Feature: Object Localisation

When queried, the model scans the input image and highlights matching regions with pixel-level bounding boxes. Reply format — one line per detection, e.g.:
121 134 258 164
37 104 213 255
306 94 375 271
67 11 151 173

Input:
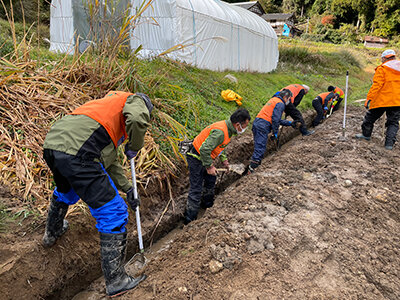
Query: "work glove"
324 106 328 111
271 132 278 140
126 187 140 211
125 143 138 160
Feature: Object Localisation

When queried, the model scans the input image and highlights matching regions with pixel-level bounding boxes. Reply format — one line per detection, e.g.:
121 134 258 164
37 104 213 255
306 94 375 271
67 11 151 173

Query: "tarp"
50 0 279 73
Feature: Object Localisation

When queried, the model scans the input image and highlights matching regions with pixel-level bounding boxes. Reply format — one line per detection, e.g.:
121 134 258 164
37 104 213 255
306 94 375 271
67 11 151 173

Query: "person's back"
366 59 400 109
42 91 153 297
356 49 400 150
312 92 337 127
249 89 293 172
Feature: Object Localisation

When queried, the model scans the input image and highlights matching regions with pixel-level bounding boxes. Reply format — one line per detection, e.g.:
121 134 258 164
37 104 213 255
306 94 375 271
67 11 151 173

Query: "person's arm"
219 151 227 163
366 66 385 108
123 95 151 151
323 94 332 108
106 159 131 193
293 90 305 107
198 129 225 167
101 143 131 192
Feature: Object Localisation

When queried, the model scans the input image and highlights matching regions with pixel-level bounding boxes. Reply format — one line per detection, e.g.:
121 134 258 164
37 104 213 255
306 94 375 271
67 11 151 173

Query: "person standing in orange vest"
327 85 344 112
248 89 293 173
184 108 251 224
356 49 400 150
311 91 338 127
274 84 314 136
42 91 153 297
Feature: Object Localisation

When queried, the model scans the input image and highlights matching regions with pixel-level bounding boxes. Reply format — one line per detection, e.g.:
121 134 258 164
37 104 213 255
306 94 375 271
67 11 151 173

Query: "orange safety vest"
193 121 231 159
256 97 284 123
282 84 304 104
317 92 331 105
70 91 133 147
334 87 344 98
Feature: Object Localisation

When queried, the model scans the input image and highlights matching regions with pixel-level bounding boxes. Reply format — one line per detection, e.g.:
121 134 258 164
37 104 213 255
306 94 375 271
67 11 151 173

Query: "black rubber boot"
184 208 198 225
100 232 147 297
42 194 69 247
200 187 214 209
248 160 260 174
355 133 371 141
302 129 315 136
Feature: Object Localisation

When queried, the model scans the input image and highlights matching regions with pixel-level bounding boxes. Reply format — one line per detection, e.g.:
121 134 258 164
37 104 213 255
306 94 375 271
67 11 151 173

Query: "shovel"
126 158 147 270
215 163 246 175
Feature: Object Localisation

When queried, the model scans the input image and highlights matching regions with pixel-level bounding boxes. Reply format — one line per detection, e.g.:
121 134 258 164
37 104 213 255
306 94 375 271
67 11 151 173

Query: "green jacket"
44 95 150 193
191 119 236 167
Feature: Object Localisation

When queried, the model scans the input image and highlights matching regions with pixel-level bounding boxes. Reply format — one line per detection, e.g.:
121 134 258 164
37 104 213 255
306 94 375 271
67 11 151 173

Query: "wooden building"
231 1 265 16
364 36 389 48
230 2 301 37
261 13 296 36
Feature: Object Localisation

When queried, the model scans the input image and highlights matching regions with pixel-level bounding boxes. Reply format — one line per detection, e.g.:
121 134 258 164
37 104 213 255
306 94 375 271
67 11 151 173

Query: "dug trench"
0 110 314 299
3 107 399 299
76 106 399 299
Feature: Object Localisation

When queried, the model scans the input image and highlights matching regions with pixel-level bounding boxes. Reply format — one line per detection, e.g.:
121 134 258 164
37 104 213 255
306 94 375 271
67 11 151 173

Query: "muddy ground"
1 106 399 299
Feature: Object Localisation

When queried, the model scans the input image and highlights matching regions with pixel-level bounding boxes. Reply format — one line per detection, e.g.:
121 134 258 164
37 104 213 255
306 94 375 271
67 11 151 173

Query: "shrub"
321 15 335 26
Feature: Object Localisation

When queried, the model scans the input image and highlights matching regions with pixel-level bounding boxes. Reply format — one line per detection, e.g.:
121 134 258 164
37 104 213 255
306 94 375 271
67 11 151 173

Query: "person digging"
311 91 338 127
42 91 152 297
327 85 345 113
274 84 315 136
355 49 400 150
248 89 294 173
184 108 251 225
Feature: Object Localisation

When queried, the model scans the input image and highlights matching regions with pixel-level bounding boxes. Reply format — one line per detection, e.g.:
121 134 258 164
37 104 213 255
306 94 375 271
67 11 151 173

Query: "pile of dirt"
115 106 399 299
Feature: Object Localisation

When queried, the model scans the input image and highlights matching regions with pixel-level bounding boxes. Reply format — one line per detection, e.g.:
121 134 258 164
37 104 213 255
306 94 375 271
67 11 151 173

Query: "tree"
373 0 400 36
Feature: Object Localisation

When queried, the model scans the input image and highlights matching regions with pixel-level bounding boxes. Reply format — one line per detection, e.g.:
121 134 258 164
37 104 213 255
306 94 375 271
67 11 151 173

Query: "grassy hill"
0 19 386 225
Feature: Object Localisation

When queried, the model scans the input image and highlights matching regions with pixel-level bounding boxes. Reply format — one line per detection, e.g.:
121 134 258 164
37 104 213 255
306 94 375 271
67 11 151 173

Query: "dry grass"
0 57 185 212
0 0 186 213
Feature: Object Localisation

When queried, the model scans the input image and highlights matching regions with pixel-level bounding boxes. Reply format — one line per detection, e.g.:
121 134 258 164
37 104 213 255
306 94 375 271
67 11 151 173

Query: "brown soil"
1 106 399 299
119 106 399 300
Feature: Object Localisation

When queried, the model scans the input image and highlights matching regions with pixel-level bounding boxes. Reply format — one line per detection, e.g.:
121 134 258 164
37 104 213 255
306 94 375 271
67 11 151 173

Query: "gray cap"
381 49 396 58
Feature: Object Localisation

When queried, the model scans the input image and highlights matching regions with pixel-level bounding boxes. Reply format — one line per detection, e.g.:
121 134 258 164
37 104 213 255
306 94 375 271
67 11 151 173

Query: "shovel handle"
130 159 144 253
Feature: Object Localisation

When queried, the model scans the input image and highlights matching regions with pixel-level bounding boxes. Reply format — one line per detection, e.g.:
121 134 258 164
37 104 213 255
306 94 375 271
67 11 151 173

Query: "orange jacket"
334 87 344 99
316 92 332 107
193 121 231 159
366 59 400 109
70 91 133 147
282 84 305 104
256 97 285 124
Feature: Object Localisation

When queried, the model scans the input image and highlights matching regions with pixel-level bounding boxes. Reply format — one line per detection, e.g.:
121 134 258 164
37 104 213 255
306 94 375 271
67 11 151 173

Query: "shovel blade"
229 163 246 175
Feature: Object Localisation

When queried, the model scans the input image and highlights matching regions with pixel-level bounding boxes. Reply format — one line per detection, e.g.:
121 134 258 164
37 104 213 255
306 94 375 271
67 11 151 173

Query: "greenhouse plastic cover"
50 0 279 73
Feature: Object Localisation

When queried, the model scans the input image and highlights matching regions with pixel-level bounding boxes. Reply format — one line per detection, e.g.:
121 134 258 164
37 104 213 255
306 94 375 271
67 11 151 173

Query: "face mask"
237 123 247 134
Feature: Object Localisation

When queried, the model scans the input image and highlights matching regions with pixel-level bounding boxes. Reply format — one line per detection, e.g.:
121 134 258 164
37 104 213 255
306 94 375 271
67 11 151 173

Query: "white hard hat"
381 49 396 58
301 84 310 92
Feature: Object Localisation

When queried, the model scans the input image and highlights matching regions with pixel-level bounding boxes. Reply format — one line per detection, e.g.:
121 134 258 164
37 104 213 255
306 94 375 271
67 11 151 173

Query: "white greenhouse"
50 0 279 73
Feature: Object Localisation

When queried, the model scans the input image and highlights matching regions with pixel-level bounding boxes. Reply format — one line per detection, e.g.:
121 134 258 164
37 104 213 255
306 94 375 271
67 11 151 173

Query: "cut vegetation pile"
0 57 184 212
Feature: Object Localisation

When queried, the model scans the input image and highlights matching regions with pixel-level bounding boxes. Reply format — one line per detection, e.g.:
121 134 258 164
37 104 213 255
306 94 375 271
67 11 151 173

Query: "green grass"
132 40 373 140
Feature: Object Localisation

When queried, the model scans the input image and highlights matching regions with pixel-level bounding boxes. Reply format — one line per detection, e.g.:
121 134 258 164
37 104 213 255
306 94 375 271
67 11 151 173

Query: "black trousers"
361 107 400 146
185 153 216 223
285 103 308 134
43 149 117 209
312 98 324 126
